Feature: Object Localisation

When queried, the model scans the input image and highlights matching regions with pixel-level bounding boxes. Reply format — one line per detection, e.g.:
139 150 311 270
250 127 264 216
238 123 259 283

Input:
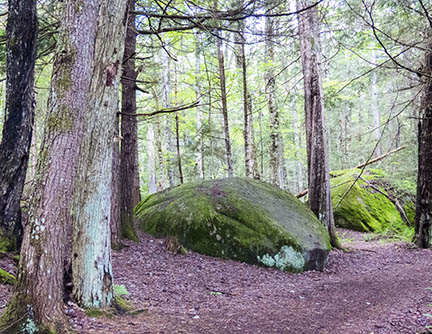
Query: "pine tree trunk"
415 42 432 249
0 0 37 251
120 0 140 240
297 0 339 248
0 0 100 331
216 31 234 177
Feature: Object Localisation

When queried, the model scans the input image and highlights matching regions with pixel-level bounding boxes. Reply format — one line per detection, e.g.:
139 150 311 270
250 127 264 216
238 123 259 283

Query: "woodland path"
0 229 431 333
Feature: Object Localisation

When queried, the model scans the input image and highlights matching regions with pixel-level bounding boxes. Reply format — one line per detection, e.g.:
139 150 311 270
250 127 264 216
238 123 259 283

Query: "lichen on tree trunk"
0 0 100 332
72 0 128 308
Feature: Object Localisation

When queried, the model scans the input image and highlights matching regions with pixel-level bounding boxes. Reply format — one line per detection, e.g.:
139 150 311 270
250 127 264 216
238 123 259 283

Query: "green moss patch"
135 177 330 272
331 169 414 236
0 268 15 285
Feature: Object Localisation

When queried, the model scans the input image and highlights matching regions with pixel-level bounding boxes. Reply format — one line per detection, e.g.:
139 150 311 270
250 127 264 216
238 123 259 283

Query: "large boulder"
135 177 330 272
331 169 414 233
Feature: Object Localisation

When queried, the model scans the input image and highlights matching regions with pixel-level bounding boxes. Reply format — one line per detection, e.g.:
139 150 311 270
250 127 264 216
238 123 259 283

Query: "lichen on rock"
135 177 330 272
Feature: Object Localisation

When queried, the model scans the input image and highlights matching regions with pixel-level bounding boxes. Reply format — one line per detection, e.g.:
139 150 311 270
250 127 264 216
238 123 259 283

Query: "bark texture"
0 0 37 251
415 42 432 248
265 6 281 187
120 0 140 240
111 114 122 249
0 1 98 331
297 0 339 247
72 0 128 308
216 32 234 177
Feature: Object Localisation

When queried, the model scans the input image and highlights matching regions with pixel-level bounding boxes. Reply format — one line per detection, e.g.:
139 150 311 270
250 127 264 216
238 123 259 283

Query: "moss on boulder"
135 177 330 272
331 169 414 234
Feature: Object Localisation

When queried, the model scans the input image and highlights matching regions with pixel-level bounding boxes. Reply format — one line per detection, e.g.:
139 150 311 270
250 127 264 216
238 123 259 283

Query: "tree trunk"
415 42 432 249
0 0 98 331
120 0 140 241
292 96 305 194
265 5 282 187
0 0 37 251
72 0 128 308
371 49 382 157
195 33 205 179
147 123 157 194
161 48 176 186
297 0 339 248
216 31 234 177
111 114 122 249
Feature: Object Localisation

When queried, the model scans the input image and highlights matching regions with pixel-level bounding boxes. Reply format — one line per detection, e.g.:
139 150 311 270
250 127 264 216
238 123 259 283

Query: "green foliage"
114 284 129 297
0 268 16 285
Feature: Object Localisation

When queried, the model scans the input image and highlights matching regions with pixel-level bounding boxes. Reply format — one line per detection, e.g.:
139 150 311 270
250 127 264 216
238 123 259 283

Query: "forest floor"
0 228 431 334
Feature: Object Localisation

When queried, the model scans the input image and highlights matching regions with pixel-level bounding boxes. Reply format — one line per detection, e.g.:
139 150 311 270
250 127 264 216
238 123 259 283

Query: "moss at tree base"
135 177 330 272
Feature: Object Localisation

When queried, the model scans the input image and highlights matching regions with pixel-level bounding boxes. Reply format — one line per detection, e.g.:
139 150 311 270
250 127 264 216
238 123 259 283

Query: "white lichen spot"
257 245 305 272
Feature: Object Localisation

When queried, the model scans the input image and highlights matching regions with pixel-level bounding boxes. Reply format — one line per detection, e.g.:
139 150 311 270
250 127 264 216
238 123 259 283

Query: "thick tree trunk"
0 0 37 251
72 0 128 307
297 0 339 248
0 0 98 331
216 31 234 177
120 0 140 241
415 42 432 249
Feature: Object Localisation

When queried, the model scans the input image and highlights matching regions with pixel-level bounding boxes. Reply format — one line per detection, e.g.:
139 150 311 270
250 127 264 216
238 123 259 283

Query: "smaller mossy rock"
135 177 330 272
331 169 413 233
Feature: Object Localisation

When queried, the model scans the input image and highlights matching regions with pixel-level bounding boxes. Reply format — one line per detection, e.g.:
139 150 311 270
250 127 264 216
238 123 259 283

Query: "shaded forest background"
0 0 421 196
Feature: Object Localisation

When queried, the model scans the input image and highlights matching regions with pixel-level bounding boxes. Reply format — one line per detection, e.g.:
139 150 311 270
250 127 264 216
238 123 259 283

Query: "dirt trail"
1 229 431 333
